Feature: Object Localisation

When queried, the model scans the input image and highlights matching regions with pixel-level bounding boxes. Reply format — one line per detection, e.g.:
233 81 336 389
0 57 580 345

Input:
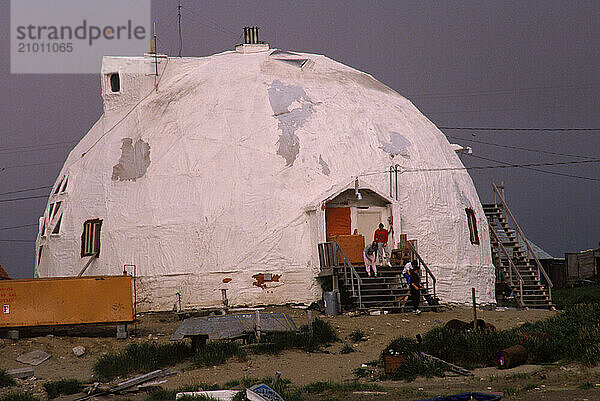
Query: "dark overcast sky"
1 1 599 278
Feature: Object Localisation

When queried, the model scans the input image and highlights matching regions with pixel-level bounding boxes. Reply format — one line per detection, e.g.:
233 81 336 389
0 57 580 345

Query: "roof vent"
235 26 269 54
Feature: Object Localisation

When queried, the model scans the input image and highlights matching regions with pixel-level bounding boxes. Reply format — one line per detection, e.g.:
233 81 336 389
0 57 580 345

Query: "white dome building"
35 41 495 311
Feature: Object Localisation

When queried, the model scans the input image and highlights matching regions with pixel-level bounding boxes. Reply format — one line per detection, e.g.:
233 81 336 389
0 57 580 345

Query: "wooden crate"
327 235 365 264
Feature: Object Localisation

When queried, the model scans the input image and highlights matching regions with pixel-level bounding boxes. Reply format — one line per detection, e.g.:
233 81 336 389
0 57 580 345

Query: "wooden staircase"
483 183 553 309
318 241 438 312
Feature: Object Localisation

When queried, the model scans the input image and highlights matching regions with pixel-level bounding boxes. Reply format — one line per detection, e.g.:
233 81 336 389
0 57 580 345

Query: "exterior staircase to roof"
317 241 438 312
483 183 553 309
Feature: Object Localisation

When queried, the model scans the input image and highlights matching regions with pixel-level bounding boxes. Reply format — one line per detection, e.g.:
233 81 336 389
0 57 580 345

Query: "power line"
0 140 77 153
0 142 74 156
466 154 600 182
0 185 52 196
358 158 600 178
0 194 48 203
0 223 38 231
0 239 35 243
408 83 600 100
439 126 600 132
179 7 239 37
2 161 63 170
445 135 597 160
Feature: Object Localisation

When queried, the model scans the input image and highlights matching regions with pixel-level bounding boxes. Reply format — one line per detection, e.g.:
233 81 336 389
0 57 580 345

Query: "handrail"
406 240 436 296
492 183 553 299
489 225 525 308
318 241 363 309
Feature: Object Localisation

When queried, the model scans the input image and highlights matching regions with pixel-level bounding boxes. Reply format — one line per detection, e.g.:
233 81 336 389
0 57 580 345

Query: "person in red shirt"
374 223 392 267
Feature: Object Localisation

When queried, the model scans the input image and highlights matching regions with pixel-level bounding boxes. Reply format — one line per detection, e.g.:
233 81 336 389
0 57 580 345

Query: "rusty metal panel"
0 276 133 328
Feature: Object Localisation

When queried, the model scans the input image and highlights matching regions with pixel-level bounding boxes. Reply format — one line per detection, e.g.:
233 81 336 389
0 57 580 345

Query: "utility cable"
445 135 597 160
0 185 52 196
466 154 600 182
0 239 35 243
357 158 600 178
0 140 77 153
0 195 48 203
439 126 600 132
408 83 600 99
0 223 38 231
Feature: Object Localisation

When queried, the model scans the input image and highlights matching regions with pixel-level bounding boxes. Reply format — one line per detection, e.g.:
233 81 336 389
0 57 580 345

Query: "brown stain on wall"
252 273 281 288
222 278 232 283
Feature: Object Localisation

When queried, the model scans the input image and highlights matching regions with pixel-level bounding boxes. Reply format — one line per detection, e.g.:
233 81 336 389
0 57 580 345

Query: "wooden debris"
7 367 34 379
421 352 473 376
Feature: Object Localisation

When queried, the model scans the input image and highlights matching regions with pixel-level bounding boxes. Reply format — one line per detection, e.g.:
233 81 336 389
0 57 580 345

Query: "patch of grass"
553 285 600 309
0 370 16 388
300 381 383 394
385 354 446 381
380 303 600 382
94 341 193 381
579 381 594 389
352 367 370 378
0 393 42 401
249 318 339 354
44 379 84 399
193 341 247 368
348 329 367 343
340 344 355 354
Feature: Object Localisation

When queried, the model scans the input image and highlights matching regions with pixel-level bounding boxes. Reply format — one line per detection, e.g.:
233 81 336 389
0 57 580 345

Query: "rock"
73 346 86 357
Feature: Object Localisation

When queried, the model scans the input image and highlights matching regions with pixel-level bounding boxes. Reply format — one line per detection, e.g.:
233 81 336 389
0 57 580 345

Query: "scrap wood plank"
74 368 175 401
421 352 473 376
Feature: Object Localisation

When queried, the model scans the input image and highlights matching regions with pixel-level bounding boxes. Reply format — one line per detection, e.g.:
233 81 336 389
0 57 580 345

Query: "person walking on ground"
409 262 424 314
374 223 393 267
363 241 378 277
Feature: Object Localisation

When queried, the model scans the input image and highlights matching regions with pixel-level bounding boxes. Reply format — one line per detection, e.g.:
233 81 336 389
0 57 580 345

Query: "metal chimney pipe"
253 26 259 43
248 27 254 44
243 27 250 44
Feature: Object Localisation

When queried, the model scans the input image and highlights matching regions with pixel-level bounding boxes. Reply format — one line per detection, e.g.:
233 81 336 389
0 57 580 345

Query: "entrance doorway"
356 210 382 242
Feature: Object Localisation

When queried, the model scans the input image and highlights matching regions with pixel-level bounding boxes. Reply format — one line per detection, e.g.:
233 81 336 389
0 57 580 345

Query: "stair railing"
318 241 363 308
406 240 436 296
489 226 525 308
492 183 553 302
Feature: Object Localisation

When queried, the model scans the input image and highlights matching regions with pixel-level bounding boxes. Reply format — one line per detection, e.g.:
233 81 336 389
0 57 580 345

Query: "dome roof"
35 46 494 311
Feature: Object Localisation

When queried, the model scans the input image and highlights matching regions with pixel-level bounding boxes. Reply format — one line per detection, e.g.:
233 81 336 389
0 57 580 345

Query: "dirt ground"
3 305 600 400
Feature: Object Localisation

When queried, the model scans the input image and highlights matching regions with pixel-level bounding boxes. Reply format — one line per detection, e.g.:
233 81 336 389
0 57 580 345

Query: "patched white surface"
35 49 494 311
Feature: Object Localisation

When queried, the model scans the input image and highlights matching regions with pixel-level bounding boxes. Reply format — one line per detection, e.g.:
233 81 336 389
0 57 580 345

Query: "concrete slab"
16 349 51 366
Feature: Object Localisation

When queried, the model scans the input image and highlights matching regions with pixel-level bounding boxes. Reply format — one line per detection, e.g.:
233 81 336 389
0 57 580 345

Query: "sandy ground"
2 305 600 400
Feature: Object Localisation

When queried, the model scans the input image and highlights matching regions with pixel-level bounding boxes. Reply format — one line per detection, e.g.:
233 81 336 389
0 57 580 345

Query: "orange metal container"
0 275 133 328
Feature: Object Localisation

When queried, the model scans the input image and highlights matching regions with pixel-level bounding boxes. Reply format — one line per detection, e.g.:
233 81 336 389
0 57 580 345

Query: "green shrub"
340 344 355 354
94 341 193 380
348 330 367 343
0 393 42 401
385 354 446 381
249 318 339 354
193 341 247 367
0 370 16 388
44 379 84 399
552 285 600 309
381 303 600 382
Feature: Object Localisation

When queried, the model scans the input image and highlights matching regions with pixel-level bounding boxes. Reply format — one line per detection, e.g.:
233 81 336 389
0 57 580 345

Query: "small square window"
466 208 479 245
81 219 102 257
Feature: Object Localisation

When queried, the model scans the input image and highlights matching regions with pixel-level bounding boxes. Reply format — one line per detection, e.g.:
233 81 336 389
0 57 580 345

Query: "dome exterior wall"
35 48 495 311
